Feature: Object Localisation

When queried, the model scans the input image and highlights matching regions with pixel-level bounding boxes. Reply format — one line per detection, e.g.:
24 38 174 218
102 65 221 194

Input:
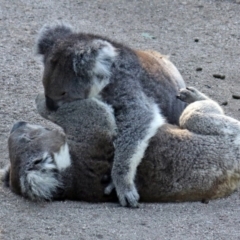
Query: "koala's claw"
104 182 115 195
186 86 196 92
105 182 140 207
116 185 140 208
119 189 139 208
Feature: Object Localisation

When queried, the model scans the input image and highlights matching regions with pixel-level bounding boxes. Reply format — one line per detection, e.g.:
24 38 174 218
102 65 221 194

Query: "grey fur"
3 88 240 204
36 23 186 207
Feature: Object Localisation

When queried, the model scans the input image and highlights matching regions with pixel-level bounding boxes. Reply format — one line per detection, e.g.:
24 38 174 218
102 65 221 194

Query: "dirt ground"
0 0 240 239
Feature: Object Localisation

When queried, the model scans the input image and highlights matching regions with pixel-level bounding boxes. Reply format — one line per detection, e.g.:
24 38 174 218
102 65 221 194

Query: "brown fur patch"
134 50 168 76
135 49 185 89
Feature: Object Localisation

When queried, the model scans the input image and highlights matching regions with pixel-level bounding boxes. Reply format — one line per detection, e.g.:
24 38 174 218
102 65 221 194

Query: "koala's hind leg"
178 87 240 136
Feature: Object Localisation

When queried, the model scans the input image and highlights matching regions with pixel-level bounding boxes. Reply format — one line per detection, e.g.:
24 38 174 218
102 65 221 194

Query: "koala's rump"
136 124 240 202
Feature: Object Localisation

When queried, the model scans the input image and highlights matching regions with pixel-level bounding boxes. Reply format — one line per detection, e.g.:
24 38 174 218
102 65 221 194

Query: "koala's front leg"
105 102 164 207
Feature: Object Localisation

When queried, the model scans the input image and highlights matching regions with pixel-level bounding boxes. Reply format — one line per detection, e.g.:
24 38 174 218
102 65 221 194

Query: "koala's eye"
60 92 67 96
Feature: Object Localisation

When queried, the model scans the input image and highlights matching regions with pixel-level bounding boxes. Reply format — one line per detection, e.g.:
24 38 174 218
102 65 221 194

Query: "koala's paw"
35 93 52 120
177 87 202 103
35 93 46 113
35 93 45 106
107 181 140 208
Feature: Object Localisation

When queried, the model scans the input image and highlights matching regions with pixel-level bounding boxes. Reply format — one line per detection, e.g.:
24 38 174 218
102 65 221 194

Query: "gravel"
1 0 240 239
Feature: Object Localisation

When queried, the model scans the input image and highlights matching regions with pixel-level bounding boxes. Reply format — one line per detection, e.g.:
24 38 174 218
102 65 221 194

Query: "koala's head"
5 121 70 201
36 23 118 110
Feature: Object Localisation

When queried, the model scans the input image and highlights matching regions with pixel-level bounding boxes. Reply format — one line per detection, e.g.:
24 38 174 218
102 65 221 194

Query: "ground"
0 0 240 239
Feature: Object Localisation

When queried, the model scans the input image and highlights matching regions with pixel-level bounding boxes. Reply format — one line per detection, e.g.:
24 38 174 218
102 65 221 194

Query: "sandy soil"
0 0 240 239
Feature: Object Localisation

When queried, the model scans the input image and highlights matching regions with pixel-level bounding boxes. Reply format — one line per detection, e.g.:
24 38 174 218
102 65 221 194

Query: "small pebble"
196 67 202 71
194 38 199 42
232 94 240 99
213 74 225 80
221 101 228 106
201 199 209 204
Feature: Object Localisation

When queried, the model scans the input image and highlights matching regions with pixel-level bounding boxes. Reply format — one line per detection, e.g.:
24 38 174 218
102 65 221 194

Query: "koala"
2 87 240 204
36 23 186 207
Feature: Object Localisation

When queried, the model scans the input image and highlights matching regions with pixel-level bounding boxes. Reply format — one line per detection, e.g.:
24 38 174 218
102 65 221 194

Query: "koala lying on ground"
36 23 186 207
2 87 240 203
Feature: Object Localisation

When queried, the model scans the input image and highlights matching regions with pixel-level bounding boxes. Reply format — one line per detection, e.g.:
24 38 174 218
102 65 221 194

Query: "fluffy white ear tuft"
86 40 118 97
73 39 118 78
92 39 118 77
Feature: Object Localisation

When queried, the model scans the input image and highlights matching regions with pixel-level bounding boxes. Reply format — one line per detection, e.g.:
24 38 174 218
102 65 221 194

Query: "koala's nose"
45 95 59 111
11 121 27 133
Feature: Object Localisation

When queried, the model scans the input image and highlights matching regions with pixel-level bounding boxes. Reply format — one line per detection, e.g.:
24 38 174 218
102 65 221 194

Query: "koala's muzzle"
11 121 27 133
45 95 59 111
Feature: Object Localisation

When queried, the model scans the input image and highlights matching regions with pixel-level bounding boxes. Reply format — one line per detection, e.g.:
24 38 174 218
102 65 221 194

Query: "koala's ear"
73 39 118 78
36 23 73 55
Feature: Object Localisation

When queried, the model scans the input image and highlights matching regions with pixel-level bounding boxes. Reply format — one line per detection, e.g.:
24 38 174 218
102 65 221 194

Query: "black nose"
11 121 27 133
45 95 59 111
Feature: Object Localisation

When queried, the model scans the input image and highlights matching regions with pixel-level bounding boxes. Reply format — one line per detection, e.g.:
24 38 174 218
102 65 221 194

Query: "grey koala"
36 23 186 207
2 87 240 204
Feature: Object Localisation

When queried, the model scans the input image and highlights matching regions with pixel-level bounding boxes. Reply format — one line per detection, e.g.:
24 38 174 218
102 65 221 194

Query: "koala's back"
96 41 186 125
136 50 186 124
